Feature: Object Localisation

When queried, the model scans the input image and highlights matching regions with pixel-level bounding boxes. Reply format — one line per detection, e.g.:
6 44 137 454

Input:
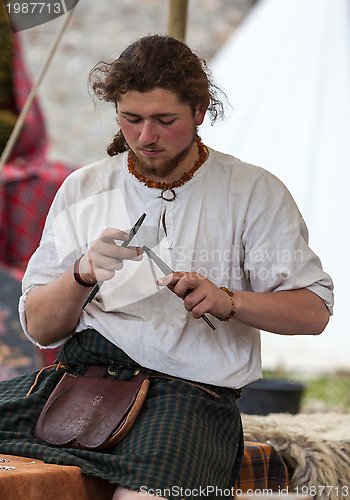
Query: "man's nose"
139 121 158 145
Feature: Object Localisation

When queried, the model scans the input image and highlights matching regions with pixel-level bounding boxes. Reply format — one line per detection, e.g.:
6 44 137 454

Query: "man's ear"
195 101 209 126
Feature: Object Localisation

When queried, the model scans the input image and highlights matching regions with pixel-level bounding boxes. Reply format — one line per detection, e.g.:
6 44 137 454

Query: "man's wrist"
73 254 97 287
220 287 236 321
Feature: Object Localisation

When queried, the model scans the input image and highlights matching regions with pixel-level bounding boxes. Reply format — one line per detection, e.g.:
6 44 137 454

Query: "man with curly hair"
0 35 333 500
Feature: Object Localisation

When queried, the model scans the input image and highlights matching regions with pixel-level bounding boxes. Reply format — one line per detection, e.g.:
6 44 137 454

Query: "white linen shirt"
19 147 334 388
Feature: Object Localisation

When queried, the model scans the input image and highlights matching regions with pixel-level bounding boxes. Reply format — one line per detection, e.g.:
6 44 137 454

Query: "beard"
129 128 198 180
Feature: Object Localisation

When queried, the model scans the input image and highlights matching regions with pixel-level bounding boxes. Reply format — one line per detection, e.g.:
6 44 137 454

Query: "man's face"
117 88 206 181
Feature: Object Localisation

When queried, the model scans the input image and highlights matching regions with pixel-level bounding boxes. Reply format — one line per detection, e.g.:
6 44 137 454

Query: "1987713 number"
6 3 63 15
295 485 349 497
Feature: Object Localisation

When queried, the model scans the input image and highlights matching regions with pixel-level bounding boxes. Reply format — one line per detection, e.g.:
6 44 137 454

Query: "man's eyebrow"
121 111 178 118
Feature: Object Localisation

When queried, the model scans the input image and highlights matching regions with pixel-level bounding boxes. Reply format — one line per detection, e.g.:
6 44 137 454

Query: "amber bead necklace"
128 137 208 201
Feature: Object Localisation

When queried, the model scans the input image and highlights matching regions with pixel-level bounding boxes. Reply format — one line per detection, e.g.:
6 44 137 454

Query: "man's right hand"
78 228 143 284
25 227 143 345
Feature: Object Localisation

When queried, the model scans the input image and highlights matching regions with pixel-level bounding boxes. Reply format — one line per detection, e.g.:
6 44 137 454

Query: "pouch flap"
35 371 148 449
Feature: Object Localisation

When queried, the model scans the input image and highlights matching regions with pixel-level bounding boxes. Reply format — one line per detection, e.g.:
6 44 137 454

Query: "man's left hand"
157 272 232 321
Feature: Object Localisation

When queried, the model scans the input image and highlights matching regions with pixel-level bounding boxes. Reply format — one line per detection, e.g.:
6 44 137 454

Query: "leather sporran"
34 365 150 450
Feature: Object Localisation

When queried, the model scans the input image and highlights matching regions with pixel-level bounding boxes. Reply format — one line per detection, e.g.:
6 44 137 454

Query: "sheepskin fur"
242 412 350 500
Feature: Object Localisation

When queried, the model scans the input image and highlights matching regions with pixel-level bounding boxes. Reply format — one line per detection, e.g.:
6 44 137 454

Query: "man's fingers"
91 246 142 272
157 274 174 287
78 228 143 284
157 271 224 320
102 245 142 261
99 228 130 244
157 272 188 296
157 272 206 299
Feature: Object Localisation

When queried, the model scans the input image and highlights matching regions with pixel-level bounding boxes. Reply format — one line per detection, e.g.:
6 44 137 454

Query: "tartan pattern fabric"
234 441 289 494
0 330 244 499
0 158 76 267
0 34 77 268
10 35 47 162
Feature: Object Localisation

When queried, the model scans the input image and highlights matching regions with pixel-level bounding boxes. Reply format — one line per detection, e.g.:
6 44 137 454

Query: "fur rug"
242 412 350 500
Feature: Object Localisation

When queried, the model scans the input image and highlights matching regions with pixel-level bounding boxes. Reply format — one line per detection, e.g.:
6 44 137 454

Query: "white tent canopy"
201 0 350 373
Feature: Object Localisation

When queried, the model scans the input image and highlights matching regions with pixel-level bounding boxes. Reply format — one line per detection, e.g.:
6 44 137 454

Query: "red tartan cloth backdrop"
0 34 77 270
0 34 78 365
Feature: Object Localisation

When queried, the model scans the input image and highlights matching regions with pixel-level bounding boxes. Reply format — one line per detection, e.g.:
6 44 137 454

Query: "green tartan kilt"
0 329 243 499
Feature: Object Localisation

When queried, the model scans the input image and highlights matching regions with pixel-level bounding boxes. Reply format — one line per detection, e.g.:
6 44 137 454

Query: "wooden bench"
0 441 288 499
0 454 115 500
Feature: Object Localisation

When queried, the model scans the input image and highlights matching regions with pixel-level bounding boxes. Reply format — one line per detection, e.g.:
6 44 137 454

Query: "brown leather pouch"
34 365 150 450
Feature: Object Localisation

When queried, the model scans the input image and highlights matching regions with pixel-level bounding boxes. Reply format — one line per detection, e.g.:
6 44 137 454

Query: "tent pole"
167 0 188 42
0 8 75 174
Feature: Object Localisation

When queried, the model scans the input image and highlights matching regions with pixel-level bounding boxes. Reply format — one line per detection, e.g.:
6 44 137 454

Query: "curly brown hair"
89 35 226 156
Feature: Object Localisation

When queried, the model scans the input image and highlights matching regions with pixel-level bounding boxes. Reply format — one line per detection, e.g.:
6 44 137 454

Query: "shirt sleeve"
19 175 82 348
241 169 334 313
